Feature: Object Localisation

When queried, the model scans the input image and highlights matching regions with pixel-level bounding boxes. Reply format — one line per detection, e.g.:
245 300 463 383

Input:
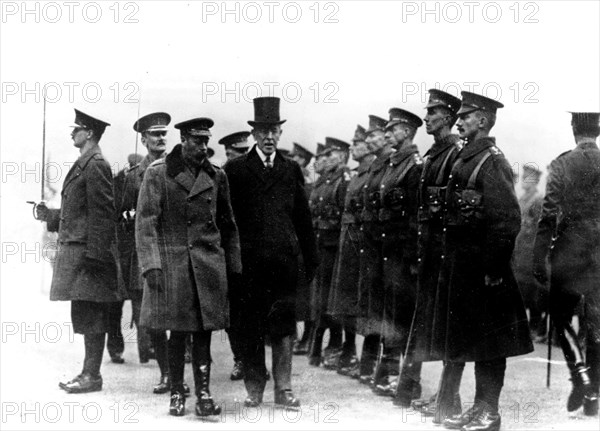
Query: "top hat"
248 97 287 127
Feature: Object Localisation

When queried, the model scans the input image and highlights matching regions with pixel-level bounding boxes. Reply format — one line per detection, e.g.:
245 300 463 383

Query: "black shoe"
323 349 342 370
374 375 398 397
432 394 462 424
169 392 186 416
62 373 102 394
443 403 483 429
359 373 374 385
59 374 83 390
460 405 501 431
583 393 599 416
154 375 170 394
567 367 593 412
411 393 437 411
110 352 125 364
337 356 359 377
244 394 263 408
274 390 300 408
230 360 244 381
195 395 221 416
139 349 152 364
308 355 322 367
393 378 421 407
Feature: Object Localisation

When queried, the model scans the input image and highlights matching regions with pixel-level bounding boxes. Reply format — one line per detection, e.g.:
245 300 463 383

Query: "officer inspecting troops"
33 109 120 393
219 131 251 162
404 90 465 423
224 97 318 409
533 112 600 417
135 117 242 417
119 112 184 394
328 124 374 377
373 107 424 402
438 92 532 431
308 137 351 369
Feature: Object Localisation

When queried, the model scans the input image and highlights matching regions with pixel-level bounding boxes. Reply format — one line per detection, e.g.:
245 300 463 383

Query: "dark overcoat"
224 146 318 337
46 146 119 302
533 141 600 340
377 144 422 346
424 137 532 362
328 158 374 320
408 135 461 360
309 165 350 325
135 145 241 331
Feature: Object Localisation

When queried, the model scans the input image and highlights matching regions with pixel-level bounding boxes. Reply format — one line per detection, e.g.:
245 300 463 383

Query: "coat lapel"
263 151 287 192
189 163 214 198
245 147 268 184
63 146 100 190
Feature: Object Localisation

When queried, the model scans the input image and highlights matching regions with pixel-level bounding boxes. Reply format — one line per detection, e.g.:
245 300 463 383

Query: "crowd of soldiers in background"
34 90 600 429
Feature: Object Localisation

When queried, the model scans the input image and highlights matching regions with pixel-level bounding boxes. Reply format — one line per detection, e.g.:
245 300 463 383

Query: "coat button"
187 197 191 202
381 233 386 238
207 220 213 226
187 220 192 226
384 257 388 261
207 197 212 203
189 244 193 249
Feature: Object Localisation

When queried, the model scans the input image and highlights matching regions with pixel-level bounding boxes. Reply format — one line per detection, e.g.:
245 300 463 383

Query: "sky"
1 0 599 288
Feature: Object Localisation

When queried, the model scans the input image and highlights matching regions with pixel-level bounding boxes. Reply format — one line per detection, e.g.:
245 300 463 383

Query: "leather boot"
194 364 221 416
63 333 104 394
358 335 379 384
583 342 599 416
323 324 343 356
272 335 300 408
461 401 501 431
432 362 464 424
308 327 325 366
442 402 483 429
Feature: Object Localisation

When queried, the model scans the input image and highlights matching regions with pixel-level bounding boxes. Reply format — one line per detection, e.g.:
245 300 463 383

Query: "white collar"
257 147 275 166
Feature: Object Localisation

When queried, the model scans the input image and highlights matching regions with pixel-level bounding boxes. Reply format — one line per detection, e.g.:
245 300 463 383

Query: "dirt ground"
2 290 599 431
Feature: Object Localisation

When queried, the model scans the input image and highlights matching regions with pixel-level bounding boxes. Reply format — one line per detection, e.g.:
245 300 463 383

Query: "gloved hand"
144 268 163 291
35 202 49 221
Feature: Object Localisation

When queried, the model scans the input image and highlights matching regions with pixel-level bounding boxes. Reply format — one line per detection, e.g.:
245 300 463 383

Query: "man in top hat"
33 109 120 393
119 112 189 394
224 97 318 408
438 92 532 431
403 89 464 422
328 124 375 377
136 117 241 417
534 112 600 417
307 137 351 368
366 108 423 401
513 164 547 342
219 131 251 162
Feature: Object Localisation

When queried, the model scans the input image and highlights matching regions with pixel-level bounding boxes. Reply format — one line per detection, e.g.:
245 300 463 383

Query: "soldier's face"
350 140 369 161
314 155 326 174
365 130 385 153
456 112 482 140
182 134 209 161
142 131 167 154
424 107 450 135
71 127 90 148
253 125 282 156
384 128 399 147
225 147 246 161
292 154 307 167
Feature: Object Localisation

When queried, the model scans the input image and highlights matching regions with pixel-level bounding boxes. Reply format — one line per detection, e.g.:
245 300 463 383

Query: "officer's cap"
352 125 367 142
70 109 110 134
457 91 504 115
386 107 423 130
426 89 462 114
133 112 171 133
291 142 315 161
365 115 387 135
218 131 251 149
174 117 214 137
323 137 350 155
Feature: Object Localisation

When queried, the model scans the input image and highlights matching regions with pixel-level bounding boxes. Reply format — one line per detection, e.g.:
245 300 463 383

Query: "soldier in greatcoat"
308 137 351 368
328 125 374 377
438 92 532 431
34 109 120 393
136 117 242 417
533 112 600 417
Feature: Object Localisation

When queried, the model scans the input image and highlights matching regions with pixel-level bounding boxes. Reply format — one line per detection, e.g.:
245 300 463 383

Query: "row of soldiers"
31 92 600 429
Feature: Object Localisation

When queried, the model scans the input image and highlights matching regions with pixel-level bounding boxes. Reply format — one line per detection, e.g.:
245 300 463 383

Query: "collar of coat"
356 155 375 176
425 134 461 160
389 144 419 166
458 136 497 161
166 144 216 179
323 165 348 182
75 145 104 169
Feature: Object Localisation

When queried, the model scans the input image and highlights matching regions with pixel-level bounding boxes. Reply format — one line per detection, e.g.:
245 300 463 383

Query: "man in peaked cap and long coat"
403 90 465 422
219 131 252 162
308 137 351 369
438 92 532 431
34 109 120 393
328 125 375 377
136 117 241 417
224 97 318 409
119 112 191 395
534 112 600 417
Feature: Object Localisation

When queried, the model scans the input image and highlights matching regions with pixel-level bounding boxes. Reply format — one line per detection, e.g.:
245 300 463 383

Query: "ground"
1 287 599 431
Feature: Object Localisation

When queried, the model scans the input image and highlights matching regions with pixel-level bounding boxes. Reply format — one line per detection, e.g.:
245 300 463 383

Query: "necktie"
265 155 273 170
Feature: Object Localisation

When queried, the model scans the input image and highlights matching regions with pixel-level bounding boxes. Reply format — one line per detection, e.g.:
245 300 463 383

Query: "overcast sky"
1 0 599 285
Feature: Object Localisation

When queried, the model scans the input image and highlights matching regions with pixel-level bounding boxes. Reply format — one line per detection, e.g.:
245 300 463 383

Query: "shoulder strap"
467 151 492 189
434 146 458 185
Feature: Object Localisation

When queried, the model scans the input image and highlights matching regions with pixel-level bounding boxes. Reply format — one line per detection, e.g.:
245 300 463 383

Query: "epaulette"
91 153 105 161
489 146 503 157
456 140 464 151
413 153 423 165
343 171 352 181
